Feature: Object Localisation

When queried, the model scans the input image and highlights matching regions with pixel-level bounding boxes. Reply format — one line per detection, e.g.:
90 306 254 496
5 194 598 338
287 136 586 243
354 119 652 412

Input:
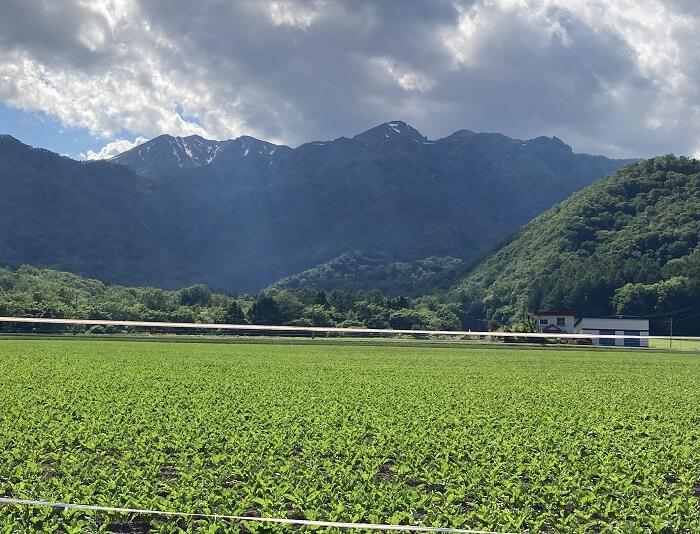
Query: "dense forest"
458 156 700 334
271 251 469 296
0 265 465 334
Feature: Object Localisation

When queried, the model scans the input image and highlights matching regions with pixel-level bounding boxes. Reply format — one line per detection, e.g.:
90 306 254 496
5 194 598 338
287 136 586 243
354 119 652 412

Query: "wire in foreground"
0 497 511 534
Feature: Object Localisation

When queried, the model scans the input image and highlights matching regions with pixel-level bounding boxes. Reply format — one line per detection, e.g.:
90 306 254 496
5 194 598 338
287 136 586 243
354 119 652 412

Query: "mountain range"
0 123 634 292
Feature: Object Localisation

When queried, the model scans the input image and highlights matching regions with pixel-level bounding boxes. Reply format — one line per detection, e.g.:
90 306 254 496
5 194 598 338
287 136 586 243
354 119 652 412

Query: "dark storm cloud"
0 0 698 158
0 0 113 68
133 0 464 142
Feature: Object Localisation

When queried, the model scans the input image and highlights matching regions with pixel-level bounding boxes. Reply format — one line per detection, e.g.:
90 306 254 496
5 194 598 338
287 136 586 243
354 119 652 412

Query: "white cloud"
373 57 433 92
81 136 149 160
441 3 484 67
267 0 326 29
0 0 252 142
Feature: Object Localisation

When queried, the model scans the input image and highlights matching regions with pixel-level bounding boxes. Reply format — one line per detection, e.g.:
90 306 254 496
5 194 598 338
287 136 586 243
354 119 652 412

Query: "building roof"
535 310 576 316
576 317 650 330
542 324 565 333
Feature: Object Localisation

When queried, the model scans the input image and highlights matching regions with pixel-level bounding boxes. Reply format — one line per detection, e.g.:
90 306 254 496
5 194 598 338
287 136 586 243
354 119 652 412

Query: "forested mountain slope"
457 155 700 333
0 135 191 287
271 251 469 296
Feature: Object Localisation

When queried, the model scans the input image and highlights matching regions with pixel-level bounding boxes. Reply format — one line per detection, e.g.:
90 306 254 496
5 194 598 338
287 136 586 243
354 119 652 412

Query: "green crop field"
1 340 699 533
650 338 700 351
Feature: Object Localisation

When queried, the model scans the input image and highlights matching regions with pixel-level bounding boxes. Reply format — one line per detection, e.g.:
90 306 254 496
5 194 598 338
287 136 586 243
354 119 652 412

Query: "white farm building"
534 311 576 333
534 310 650 347
574 317 650 347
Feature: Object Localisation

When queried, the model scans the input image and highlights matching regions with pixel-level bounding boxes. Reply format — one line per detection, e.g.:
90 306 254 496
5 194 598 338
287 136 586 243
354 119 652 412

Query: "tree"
178 284 212 307
273 290 305 324
448 283 486 330
304 304 334 327
337 310 364 328
388 296 410 310
427 305 461 331
247 294 282 325
353 301 389 329
511 300 536 332
613 277 699 317
612 283 657 316
389 308 428 330
366 289 385 306
139 288 171 311
224 300 246 324
328 290 354 312
313 290 328 306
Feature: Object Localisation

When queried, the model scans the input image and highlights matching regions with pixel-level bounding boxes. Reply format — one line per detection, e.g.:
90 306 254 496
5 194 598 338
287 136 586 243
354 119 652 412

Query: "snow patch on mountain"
353 121 428 144
110 133 289 176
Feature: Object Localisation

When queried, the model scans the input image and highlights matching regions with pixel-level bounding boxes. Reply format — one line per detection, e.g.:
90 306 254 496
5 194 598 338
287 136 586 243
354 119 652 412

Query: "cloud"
267 0 327 29
81 136 149 160
372 57 433 92
0 0 699 157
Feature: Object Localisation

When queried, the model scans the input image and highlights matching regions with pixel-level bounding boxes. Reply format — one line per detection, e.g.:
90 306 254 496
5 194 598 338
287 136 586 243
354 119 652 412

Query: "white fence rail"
0 316 696 343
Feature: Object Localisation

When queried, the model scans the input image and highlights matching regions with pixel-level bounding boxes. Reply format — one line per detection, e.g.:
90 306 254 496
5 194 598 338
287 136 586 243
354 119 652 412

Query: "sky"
0 0 699 160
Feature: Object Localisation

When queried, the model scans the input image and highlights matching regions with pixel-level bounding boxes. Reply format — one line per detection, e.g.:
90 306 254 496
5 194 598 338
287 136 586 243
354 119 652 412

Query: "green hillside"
271 251 469 296
0 136 189 288
457 155 700 333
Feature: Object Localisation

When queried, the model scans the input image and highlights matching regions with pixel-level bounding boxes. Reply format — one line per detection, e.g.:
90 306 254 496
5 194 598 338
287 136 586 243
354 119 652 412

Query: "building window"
539 318 548 325
557 317 566 327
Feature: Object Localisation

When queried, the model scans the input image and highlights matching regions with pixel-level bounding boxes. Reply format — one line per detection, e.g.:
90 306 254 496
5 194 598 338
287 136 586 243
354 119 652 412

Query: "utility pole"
669 317 673 350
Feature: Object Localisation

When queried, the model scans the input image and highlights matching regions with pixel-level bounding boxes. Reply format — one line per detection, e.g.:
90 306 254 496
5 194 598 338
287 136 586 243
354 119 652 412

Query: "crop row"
0 340 699 532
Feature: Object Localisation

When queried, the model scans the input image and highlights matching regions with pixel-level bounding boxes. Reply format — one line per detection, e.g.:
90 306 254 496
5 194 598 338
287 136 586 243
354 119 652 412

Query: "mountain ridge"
0 123 635 291
109 133 291 177
109 122 631 179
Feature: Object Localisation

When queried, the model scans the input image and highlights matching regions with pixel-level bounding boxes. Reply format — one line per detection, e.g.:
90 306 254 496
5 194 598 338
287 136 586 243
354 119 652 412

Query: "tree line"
0 265 470 334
